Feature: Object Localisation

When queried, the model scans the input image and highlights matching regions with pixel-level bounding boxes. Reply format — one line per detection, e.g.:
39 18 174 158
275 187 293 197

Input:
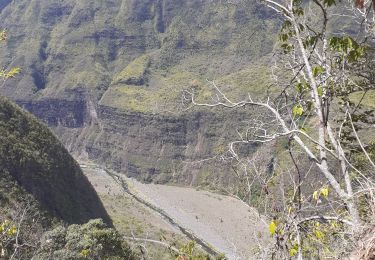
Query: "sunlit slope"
0 0 278 105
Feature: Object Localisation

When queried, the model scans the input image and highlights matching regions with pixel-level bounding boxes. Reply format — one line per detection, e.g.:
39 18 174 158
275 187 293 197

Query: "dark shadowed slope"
0 95 112 225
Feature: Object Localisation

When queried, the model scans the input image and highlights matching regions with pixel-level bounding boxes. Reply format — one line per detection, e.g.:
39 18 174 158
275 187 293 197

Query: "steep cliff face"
17 98 86 127
0 0 278 185
43 102 259 187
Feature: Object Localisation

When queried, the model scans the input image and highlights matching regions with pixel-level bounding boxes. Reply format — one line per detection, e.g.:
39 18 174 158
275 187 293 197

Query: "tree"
33 219 138 260
0 29 20 81
0 28 33 260
185 0 375 258
0 196 46 260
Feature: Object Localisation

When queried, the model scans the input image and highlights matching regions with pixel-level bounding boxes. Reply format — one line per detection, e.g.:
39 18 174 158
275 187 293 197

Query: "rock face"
0 0 278 185
36 99 257 185
17 98 86 128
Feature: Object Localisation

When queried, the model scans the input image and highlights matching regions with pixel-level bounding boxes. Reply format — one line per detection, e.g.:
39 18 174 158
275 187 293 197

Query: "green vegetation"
2 1 374 258
175 241 219 260
218 0 375 258
0 173 52 259
0 0 279 103
34 219 138 260
0 95 129 258
1 27 130 260
100 84 159 113
113 54 150 85
0 93 142 259
101 64 274 113
0 95 111 225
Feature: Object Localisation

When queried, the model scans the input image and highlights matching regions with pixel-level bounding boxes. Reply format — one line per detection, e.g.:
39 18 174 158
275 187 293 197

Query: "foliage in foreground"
34 219 138 260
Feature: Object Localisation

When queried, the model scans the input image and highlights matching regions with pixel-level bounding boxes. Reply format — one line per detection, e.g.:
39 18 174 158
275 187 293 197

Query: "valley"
1 0 374 259
82 162 270 259
0 0 277 189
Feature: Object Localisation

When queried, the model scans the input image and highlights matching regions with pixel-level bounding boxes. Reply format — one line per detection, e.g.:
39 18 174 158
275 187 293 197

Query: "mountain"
0 95 111 225
0 0 279 185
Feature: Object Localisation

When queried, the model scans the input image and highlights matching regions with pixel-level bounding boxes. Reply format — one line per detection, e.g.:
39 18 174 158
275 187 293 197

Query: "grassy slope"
0 95 111 225
0 0 282 190
0 0 279 107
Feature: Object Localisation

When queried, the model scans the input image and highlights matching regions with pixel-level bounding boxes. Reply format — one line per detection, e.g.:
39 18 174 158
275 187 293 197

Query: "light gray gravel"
128 179 271 259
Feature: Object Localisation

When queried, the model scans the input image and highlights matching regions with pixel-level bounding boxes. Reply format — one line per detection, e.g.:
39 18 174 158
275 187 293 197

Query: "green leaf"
293 7 304 16
317 86 324 97
320 187 329 197
80 249 90 258
279 33 289 42
323 0 336 6
313 190 319 200
269 221 277 236
290 243 299 257
329 36 365 62
295 83 303 93
280 43 293 53
292 104 304 117
314 230 324 240
6 67 21 78
290 248 298 257
312 66 325 77
7 225 17 236
281 21 292 31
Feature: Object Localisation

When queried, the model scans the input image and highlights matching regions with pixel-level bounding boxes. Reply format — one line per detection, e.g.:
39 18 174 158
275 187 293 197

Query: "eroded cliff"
0 0 278 186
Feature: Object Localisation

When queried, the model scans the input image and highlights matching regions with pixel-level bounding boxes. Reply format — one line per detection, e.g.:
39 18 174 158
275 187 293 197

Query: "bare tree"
184 0 375 258
0 201 45 260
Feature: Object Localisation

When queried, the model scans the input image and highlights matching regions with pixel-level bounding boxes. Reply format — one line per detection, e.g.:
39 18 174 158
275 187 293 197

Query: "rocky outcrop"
16 95 259 187
17 99 87 128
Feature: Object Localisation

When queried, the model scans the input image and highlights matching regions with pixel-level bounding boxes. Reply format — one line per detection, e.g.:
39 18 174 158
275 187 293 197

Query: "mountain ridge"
0 0 279 186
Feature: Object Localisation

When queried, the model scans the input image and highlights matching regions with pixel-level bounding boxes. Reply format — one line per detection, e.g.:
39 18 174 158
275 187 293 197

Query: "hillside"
0 95 111 225
0 0 279 186
0 0 277 101
1 1 374 259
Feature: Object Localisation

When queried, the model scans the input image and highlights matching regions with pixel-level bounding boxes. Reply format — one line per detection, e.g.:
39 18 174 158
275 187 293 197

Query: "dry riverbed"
82 163 270 259
82 164 185 260
129 180 270 259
